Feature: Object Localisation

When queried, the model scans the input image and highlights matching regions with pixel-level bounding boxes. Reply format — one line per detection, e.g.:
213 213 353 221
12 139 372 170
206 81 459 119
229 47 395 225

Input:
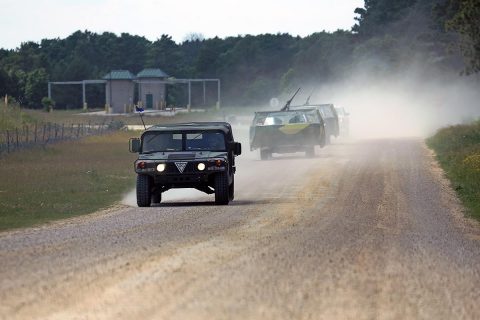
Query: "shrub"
41 97 55 112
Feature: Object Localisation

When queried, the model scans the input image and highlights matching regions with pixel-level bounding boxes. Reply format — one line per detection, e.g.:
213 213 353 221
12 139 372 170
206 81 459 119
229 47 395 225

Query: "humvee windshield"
142 131 226 153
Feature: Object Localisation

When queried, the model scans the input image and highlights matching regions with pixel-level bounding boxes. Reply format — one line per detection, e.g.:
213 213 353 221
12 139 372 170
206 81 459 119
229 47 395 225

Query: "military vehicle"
290 103 339 144
249 89 326 160
129 122 242 207
249 109 326 159
335 106 350 136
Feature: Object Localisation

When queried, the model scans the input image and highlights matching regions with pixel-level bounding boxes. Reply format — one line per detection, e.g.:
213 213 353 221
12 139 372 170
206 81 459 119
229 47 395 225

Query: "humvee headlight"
197 163 206 171
156 163 166 172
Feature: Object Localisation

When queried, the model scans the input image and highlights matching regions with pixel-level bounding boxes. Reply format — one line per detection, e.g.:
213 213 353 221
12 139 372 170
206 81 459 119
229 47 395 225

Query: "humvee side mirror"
129 138 141 153
232 142 242 156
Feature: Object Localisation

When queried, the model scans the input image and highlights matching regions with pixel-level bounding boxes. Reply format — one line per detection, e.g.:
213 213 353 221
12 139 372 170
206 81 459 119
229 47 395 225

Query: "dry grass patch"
0 130 138 231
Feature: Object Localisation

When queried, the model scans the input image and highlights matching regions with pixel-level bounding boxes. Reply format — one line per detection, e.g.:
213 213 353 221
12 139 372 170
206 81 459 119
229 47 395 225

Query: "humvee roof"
145 122 232 134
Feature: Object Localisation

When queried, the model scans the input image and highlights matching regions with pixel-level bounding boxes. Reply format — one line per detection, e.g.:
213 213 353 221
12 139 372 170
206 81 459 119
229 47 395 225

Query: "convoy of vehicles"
129 122 242 207
129 92 348 205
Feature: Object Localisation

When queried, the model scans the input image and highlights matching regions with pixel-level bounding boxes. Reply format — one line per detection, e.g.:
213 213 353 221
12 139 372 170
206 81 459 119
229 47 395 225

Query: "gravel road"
1 136 480 319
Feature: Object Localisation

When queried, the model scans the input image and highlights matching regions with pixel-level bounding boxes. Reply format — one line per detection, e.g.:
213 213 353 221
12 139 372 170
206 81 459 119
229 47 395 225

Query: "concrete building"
104 70 135 113
136 68 169 110
49 67 220 114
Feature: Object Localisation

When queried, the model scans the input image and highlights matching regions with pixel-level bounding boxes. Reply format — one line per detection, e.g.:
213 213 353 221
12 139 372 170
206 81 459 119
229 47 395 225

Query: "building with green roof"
48 67 221 113
137 68 168 110
103 70 135 113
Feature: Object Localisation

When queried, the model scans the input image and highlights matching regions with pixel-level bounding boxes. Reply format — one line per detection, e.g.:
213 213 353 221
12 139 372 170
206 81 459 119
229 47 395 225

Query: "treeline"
0 0 478 108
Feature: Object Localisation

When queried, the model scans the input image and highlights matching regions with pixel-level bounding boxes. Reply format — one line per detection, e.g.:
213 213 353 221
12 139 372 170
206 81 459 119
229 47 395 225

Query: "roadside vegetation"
22 107 230 126
0 101 36 130
427 120 480 220
0 130 138 231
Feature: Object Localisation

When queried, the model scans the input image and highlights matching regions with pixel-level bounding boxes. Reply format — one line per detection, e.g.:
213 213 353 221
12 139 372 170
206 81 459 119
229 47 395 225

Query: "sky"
0 0 364 49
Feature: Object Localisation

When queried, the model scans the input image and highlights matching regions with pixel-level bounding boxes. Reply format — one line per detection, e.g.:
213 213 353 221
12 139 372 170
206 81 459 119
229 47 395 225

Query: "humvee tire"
137 174 152 207
151 192 162 204
215 172 230 205
305 145 315 158
229 175 235 201
260 149 270 160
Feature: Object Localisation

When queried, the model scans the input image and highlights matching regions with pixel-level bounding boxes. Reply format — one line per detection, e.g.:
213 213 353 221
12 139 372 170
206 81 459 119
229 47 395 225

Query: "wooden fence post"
15 128 19 149
34 123 37 143
6 130 10 153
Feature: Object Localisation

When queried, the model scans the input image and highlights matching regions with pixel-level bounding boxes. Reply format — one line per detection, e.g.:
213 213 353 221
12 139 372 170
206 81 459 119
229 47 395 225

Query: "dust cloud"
122 188 210 206
121 69 480 205
305 72 480 139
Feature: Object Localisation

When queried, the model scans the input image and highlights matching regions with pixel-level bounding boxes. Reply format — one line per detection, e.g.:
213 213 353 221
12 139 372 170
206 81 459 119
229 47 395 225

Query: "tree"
446 0 480 73
352 0 418 37
146 35 181 75
24 68 49 108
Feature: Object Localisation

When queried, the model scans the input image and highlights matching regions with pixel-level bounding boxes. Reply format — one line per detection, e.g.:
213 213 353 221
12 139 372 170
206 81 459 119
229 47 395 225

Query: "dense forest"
0 0 478 109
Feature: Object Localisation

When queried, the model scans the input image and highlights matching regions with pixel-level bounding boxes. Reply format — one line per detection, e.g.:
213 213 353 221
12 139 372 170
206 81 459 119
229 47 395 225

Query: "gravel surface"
1 137 479 319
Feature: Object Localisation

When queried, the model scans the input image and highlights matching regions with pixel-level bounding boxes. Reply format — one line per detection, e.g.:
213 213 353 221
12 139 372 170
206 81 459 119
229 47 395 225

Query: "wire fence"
0 121 123 156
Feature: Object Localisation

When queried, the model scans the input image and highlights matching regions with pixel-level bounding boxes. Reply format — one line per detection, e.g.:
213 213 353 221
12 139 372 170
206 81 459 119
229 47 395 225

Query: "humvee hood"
138 151 228 161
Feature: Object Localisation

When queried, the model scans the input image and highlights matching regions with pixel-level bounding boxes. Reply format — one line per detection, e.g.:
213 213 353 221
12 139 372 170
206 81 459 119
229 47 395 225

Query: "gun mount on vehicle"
129 122 242 207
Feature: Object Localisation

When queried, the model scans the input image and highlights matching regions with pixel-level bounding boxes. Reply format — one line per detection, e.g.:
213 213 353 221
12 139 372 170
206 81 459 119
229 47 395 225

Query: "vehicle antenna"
135 105 147 130
304 89 315 105
280 88 301 111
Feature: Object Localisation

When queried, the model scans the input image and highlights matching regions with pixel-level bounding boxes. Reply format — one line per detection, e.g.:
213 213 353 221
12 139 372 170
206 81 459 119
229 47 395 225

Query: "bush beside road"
427 120 480 220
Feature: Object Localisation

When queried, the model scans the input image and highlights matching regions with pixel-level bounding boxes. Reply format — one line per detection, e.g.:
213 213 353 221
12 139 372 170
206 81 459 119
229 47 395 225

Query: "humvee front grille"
168 153 196 160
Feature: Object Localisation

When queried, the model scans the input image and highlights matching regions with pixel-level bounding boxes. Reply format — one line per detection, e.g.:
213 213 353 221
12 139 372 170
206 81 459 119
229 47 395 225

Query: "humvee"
249 109 326 160
290 104 339 144
335 106 350 136
129 122 242 207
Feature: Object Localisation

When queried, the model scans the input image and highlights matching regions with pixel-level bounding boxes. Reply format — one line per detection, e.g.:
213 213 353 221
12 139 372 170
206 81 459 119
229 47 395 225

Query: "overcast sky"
0 0 364 49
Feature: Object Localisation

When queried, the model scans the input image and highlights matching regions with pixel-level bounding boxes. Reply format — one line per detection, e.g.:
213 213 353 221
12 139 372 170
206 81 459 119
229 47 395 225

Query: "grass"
0 130 138 231
23 107 228 126
0 102 37 130
427 120 480 220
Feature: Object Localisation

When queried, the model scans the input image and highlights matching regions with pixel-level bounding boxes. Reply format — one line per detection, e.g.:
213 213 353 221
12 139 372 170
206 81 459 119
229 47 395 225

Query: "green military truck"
290 103 340 144
129 122 242 207
249 109 326 160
